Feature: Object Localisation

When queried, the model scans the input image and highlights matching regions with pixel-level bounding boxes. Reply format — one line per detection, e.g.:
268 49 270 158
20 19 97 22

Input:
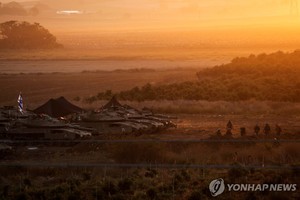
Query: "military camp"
0 95 177 140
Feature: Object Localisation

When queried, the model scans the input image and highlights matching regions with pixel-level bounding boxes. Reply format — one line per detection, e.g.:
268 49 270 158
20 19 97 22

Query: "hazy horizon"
0 0 299 31
1 0 300 64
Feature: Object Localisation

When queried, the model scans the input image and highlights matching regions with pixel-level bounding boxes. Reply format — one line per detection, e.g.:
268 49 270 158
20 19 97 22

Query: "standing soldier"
254 124 260 136
275 124 282 136
240 127 246 137
226 120 233 135
264 123 271 135
227 120 233 130
216 129 222 136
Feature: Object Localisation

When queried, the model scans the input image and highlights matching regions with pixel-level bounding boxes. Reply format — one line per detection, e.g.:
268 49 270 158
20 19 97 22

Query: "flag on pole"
17 92 23 113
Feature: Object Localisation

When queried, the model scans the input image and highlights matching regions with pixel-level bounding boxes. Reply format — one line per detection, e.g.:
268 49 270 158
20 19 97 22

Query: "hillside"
87 50 300 102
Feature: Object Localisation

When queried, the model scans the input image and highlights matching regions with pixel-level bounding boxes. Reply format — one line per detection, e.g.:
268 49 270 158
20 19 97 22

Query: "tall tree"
0 21 63 49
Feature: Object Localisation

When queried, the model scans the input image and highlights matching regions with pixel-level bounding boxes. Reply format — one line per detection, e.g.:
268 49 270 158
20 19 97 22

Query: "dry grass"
109 142 300 167
0 42 254 62
80 99 300 116
2 128 300 199
2 65 300 116
0 69 198 107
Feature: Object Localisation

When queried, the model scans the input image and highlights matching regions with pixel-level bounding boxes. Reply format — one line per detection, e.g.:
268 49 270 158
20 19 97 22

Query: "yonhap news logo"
209 178 225 197
209 178 297 197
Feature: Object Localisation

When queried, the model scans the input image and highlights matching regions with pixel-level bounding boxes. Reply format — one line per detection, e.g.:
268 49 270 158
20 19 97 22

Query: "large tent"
33 97 83 118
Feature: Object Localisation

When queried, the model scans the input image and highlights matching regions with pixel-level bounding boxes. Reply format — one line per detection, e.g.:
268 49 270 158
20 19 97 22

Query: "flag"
17 92 23 113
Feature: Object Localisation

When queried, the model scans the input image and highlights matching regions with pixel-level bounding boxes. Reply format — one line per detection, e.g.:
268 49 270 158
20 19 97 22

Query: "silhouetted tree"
0 21 63 49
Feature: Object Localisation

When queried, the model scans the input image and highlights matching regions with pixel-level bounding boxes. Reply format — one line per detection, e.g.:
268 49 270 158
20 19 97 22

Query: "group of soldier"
216 120 282 137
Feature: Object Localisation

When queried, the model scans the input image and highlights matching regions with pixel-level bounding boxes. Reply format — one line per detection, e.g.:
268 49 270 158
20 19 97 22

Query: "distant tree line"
0 21 63 49
85 51 300 103
0 1 40 16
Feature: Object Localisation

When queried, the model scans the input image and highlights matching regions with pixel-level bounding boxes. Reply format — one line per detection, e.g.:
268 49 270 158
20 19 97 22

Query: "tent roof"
102 96 123 109
33 96 83 118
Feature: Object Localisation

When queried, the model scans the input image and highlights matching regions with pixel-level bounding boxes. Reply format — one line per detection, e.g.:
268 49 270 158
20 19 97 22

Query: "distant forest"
86 50 300 102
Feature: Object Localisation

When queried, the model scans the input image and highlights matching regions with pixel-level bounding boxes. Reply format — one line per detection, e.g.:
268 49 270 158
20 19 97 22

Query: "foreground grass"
1 140 300 199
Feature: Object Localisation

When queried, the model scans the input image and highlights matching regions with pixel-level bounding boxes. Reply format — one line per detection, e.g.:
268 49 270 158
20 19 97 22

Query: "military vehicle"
1 95 176 138
0 106 92 140
73 96 176 135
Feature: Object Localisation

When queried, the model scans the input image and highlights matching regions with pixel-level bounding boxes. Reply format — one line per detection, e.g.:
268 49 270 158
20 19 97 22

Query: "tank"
0 107 92 140
73 96 177 134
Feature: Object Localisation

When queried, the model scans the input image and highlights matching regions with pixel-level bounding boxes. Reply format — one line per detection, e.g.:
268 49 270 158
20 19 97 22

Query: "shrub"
85 51 300 103
102 180 117 196
118 178 133 191
228 164 249 181
146 188 157 200
188 191 206 200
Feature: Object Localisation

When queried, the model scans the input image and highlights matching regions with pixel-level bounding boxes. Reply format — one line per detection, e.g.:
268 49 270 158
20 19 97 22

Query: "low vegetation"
1 141 300 199
85 51 300 102
80 99 300 115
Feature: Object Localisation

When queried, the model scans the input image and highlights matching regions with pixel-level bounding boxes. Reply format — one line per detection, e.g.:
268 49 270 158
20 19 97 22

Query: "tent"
33 96 83 118
102 96 123 109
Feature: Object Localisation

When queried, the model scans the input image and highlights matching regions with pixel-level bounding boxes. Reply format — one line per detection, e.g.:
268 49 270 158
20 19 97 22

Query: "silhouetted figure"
226 120 233 135
232 152 238 162
240 127 246 136
227 120 233 130
254 124 260 136
264 123 271 135
275 124 282 136
216 129 222 136
226 129 232 136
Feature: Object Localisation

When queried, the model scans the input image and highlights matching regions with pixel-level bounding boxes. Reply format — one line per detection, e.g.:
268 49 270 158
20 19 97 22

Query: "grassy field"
1 130 300 199
1 57 300 199
2 113 300 200
3 68 300 116
0 68 198 107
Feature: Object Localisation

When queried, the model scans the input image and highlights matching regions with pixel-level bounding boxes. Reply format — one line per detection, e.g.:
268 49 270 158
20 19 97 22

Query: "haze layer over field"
1 0 300 53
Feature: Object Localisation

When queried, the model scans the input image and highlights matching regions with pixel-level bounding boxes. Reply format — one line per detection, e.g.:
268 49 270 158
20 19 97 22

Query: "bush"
49 185 66 199
118 178 133 191
228 164 249 181
146 188 157 200
15 192 29 200
188 191 207 200
145 169 158 178
245 192 257 200
68 190 82 200
82 172 91 181
23 178 31 187
112 144 164 163
86 51 300 102
102 180 117 196
111 193 127 200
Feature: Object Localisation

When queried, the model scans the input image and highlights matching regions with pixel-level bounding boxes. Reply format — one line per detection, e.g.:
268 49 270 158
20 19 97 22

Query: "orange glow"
1 0 300 53
0 0 299 30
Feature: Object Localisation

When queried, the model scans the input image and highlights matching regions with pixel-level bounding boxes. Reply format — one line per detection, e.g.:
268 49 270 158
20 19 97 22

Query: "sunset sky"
1 0 300 53
1 0 299 31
